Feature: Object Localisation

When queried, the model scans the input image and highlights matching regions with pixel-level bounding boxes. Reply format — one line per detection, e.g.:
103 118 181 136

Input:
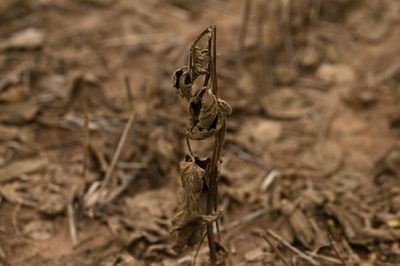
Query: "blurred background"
1 0 400 265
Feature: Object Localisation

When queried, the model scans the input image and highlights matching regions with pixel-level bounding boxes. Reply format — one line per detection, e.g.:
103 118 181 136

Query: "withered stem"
211 25 218 98
82 113 89 177
205 24 225 266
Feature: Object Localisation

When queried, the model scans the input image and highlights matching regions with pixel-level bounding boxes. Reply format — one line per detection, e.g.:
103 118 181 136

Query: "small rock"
273 65 298 85
298 45 321 68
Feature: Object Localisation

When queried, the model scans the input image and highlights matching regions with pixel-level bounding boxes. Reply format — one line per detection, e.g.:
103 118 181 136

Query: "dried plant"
170 25 231 265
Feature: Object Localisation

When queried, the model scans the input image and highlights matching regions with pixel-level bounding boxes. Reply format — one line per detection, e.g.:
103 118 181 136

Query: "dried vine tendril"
170 25 231 265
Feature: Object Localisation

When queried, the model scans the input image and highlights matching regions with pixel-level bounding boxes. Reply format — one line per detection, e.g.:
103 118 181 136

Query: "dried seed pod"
218 99 232 117
180 159 204 212
171 66 195 100
191 45 210 75
171 210 221 253
171 155 212 253
188 87 218 140
188 88 232 140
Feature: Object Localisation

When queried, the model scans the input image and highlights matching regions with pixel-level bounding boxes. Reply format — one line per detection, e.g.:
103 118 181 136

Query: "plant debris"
0 1 400 265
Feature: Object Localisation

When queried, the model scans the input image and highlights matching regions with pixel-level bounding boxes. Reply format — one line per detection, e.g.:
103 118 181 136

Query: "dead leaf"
0 83 28 102
316 63 355 85
0 125 33 142
0 28 44 51
171 210 220 253
281 200 315 248
244 248 265 262
0 102 39 123
22 220 53 241
0 183 30 205
172 66 194 100
0 157 47 183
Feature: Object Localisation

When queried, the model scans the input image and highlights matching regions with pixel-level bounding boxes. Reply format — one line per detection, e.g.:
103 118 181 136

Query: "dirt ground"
1 0 400 265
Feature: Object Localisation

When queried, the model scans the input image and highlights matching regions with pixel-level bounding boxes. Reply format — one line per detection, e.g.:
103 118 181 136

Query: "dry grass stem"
266 229 320 266
68 193 78 246
261 234 291 266
102 112 135 188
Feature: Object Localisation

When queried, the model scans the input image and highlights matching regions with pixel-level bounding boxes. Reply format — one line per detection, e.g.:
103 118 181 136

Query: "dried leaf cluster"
170 25 231 263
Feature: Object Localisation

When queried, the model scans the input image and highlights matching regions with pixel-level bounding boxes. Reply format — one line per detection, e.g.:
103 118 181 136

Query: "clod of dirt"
297 45 322 69
299 141 342 176
273 65 298 85
261 88 312 118
316 63 355 85
239 118 282 147
348 5 392 43
38 193 65 216
345 87 378 108
244 248 265 262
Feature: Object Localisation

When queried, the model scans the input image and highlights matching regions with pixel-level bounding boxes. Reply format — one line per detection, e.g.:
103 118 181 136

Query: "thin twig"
261 234 291 266
186 136 195 158
11 203 22 237
100 173 138 205
238 0 252 53
124 76 134 109
68 189 78 246
82 113 90 177
266 229 320 266
261 170 280 192
219 209 268 233
317 104 338 144
306 252 343 266
371 60 400 86
211 25 218 98
192 232 207 266
328 233 347 266
178 246 209 265
102 112 135 188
